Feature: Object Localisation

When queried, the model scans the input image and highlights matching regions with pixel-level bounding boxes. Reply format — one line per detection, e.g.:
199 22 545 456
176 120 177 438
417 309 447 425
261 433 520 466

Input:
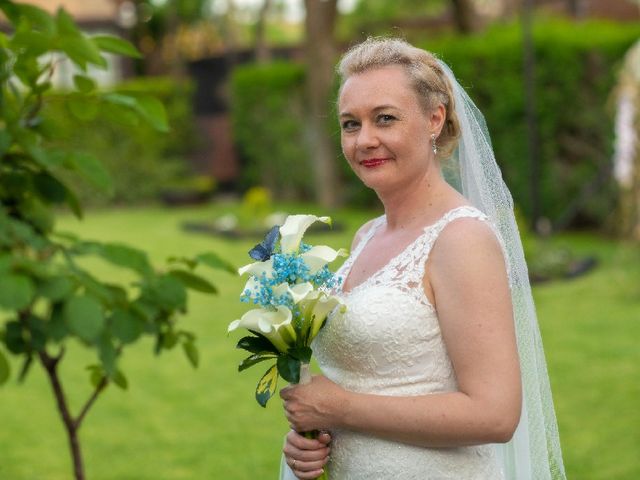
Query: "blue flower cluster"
240 242 341 314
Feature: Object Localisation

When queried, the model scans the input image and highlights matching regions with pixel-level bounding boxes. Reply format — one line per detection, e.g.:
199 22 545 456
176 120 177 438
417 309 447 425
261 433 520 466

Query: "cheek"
340 135 355 162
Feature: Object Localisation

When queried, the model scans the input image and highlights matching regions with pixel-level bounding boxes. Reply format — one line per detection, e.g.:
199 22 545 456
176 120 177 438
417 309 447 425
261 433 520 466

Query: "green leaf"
103 93 169 132
0 129 12 157
195 252 236 274
38 276 75 301
238 352 276 372
25 315 46 351
18 4 55 34
169 269 217 294
73 74 96 93
109 309 142 344
55 9 106 70
10 31 50 56
149 275 187 311
111 369 128 390
236 334 280 355
0 349 10 385
68 94 99 121
66 152 112 193
288 346 312 364
255 363 278 408
47 303 68 342
92 35 142 58
33 171 68 204
64 187 83 219
64 295 105 342
0 273 35 310
97 243 153 277
4 321 26 354
86 364 104 388
133 95 168 132
182 340 199 368
98 337 117 376
277 354 300 384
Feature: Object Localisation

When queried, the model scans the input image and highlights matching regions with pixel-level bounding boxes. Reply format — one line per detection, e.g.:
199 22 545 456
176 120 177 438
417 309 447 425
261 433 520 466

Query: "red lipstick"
360 158 388 168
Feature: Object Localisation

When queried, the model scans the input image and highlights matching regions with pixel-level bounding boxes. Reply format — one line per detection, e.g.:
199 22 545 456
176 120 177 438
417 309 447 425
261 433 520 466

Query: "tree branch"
75 376 108 428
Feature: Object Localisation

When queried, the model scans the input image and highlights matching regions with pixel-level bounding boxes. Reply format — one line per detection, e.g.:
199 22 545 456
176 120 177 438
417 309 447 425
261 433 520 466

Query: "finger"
286 430 327 450
293 467 326 480
283 444 330 463
317 432 332 445
292 457 328 473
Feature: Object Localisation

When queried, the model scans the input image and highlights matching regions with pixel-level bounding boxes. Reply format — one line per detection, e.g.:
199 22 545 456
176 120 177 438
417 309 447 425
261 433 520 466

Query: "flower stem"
299 363 329 479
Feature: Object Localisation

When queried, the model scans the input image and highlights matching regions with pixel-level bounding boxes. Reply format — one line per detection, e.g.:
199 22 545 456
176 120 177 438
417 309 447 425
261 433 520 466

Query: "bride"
279 38 565 480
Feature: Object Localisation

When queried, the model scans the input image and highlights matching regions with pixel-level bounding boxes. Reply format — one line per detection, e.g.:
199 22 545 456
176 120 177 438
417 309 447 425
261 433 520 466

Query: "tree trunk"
254 0 273 63
450 0 479 33
304 0 340 208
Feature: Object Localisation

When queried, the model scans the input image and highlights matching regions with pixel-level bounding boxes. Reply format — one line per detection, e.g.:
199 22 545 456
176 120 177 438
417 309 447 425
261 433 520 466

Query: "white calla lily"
273 281 314 303
279 214 331 253
228 305 295 353
298 290 346 340
238 257 273 277
301 245 348 274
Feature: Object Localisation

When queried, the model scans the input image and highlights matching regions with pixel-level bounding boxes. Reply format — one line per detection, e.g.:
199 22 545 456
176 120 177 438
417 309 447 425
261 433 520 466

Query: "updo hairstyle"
337 38 461 160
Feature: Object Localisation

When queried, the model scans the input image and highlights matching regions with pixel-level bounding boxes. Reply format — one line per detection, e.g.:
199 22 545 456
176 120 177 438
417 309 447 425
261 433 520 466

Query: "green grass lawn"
0 202 638 479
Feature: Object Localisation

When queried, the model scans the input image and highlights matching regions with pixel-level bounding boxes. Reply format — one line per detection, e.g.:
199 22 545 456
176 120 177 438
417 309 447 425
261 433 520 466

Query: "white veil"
439 60 566 480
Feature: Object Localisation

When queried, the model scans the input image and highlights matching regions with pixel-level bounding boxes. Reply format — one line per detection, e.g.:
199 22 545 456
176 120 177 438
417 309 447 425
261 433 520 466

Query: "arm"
282 218 521 447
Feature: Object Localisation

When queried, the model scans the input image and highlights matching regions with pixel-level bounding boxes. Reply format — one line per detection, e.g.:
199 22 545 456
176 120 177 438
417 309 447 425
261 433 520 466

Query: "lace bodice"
310 205 505 479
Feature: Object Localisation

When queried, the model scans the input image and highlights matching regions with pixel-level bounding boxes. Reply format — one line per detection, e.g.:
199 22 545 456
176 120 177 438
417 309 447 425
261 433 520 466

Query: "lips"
360 158 389 168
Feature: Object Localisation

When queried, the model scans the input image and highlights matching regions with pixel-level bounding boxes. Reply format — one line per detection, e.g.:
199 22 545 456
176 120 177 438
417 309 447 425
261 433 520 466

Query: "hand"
280 375 345 432
283 429 331 480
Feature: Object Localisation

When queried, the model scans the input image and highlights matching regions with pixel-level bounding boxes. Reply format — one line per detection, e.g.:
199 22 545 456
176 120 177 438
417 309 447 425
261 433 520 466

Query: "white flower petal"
301 245 348 274
273 282 315 303
238 258 274 277
279 214 331 253
228 306 294 352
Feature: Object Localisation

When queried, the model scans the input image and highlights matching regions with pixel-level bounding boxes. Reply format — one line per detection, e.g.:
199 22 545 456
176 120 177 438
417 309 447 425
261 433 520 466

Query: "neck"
377 167 449 231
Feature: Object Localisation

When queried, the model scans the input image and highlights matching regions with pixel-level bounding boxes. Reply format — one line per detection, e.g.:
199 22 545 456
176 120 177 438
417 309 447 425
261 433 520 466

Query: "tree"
0 3 233 479
304 0 340 208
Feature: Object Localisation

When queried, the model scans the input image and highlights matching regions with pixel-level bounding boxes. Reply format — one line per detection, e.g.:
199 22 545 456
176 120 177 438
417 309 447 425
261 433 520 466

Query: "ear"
429 104 446 136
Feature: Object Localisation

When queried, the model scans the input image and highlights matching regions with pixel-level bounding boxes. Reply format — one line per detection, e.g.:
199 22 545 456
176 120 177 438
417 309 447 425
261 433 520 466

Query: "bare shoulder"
429 216 507 279
350 217 380 251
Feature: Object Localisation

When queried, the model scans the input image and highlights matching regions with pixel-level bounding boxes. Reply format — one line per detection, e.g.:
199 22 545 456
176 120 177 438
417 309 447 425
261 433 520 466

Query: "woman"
280 38 565 480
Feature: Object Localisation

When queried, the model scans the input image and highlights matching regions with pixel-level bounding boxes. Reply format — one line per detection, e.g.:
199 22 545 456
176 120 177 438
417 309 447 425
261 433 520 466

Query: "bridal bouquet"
228 214 347 407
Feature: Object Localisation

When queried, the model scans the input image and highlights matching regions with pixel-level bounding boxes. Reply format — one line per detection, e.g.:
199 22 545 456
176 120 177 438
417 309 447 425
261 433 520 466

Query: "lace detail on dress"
309 205 505 479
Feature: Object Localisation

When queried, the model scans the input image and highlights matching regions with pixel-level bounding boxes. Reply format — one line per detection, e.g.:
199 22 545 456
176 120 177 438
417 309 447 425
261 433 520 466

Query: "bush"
230 62 312 199
230 19 640 226
44 76 198 206
425 18 640 227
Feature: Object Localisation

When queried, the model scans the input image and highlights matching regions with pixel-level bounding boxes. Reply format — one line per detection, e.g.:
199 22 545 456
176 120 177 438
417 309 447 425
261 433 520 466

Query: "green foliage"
230 19 640 225
42 76 198 206
230 62 312 198
0 3 231 478
422 18 640 226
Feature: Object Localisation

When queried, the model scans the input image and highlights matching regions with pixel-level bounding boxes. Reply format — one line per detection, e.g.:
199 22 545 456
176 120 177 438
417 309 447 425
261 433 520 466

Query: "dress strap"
416 205 508 286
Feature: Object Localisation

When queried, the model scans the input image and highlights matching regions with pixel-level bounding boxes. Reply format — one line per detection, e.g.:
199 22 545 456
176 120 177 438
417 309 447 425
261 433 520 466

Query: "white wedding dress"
281 205 506 480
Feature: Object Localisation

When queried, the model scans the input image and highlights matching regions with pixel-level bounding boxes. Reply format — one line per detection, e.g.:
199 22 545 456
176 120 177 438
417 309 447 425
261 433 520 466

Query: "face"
338 65 443 194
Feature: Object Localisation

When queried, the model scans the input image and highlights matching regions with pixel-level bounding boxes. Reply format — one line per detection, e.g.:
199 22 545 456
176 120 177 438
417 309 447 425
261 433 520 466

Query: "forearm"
333 389 517 448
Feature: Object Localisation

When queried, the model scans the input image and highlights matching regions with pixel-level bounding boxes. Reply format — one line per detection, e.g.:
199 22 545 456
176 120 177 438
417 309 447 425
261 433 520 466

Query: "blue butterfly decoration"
248 225 280 261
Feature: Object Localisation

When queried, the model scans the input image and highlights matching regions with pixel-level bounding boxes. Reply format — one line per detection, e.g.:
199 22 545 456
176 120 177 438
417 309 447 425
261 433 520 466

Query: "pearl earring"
431 134 438 156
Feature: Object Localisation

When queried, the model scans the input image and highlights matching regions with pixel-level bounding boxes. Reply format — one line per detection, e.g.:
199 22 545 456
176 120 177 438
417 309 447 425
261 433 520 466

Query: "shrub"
43 76 198 206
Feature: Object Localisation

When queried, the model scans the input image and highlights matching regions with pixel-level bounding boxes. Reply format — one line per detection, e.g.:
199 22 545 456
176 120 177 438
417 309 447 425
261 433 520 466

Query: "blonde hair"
337 37 461 160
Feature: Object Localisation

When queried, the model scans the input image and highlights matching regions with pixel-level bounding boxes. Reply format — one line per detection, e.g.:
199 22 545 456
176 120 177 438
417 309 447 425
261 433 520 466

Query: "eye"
377 114 397 125
341 119 359 131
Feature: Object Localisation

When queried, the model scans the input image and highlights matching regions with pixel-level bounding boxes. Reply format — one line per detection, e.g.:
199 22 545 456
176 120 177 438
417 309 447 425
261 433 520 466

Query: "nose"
356 122 380 149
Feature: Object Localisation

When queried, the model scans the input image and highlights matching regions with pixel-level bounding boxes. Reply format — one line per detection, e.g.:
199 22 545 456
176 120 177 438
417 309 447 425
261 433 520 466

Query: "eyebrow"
339 104 399 118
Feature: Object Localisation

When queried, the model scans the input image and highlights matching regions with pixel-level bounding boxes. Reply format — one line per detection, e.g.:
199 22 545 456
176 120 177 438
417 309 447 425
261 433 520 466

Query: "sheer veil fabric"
439 60 566 480
279 61 566 480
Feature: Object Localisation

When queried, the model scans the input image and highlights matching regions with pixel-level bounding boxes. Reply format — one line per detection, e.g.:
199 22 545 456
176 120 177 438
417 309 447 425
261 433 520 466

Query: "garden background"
1 0 639 479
